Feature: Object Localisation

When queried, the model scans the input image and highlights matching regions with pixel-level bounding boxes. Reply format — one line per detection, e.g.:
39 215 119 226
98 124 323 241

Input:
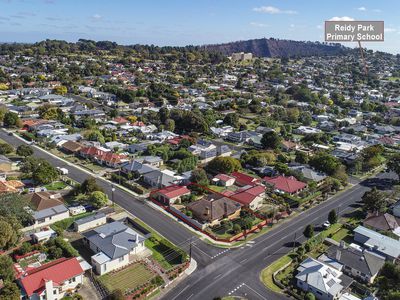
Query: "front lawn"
260 254 294 293
44 181 67 191
133 218 188 270
98 262 155 294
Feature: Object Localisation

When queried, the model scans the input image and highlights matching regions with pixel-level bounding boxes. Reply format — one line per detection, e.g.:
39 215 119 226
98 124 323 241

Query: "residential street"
1 129 396 300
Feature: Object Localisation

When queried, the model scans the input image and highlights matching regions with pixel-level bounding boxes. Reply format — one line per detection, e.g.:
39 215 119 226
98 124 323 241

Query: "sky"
0 0 399 54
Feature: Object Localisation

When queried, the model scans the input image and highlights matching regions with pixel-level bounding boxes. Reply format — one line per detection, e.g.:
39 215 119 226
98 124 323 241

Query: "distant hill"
203 38 350 58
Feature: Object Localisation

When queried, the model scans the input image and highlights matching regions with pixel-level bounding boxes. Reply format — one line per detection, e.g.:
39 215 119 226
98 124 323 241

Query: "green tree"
387 153 400 179
233 224 241 234
3 111 21 127
362 187 387 213
223 113 240 129
79 177 103 194
164 118 175 132
16 145 34 157
32 161 59 185
88 191 109 208
303 224 314 239
328 209 338 224
304 292 316 300
190 168 209 186
0 216 21 250
0 143 14 155
206 157 242 174
0 255 15 282
261 131 281 150
309 152 341 176
295 151 309 164
0 282 20 300
53 85 68 95
84 130 105 144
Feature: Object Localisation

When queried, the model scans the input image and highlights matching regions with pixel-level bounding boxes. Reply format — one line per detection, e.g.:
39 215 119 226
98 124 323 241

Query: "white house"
19 257 84 300
82 221 147 275
32 204 70 228
296 257 351 300
73 213 107 233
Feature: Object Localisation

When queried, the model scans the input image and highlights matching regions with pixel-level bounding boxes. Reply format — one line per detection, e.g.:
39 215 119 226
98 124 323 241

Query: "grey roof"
74 213 106 226
354 226 400 258
296 257 344 296
143 170 177 186
289 165 327 182
325 245 385 277
121 160 158 174
0 155 12 164
33 204 68 220
82 221 146 259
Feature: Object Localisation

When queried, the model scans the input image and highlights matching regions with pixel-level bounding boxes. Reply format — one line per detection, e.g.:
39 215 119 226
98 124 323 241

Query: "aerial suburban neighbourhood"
0 1 399 300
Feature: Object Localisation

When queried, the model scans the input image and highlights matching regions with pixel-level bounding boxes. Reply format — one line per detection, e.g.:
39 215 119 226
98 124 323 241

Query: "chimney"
336 249 341 261
205 207 210 217
223 202 228 217
45 280 55 300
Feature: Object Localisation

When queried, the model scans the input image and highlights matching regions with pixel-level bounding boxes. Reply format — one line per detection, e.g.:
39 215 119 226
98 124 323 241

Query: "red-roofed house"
263 176 307 195
94 152 129 168
153 185 191 205
19 257 84 300
231 172 260 187
212 174 236 187
230 185 266 210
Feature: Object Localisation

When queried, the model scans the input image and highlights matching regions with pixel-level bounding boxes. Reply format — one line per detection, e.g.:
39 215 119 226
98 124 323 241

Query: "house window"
72 277 76 282
53 290 57 295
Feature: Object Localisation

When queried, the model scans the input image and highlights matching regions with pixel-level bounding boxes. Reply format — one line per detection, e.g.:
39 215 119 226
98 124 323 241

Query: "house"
68 205 86 216
31 228 57 243
121 160 158 177
142 169 182 188
353 226 400 261
152 185 191 205
188 140 217 163
32 204 70 228
363 213 400 237
0 155 15 172
393 200 400 218
289 165 327 184
212 174 236 187
321 244 385 284
19 257 84 300
60 140 83 154
26 192 64 211
73 213 107 233
295 126 322 135
82 221 147 275
281 140 300 152
229 185 266 210
95 152 129 168
227 131 260 143
263 175 307 195
296 257 352 300
137 156 164 167
231 171 260 187
187 194 241 226
0 180 25 193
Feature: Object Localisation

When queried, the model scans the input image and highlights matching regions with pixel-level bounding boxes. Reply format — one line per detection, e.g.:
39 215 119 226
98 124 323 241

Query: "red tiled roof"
263 176 307 194
214 174 235 182
230 185 266 206
80 146 107 157
156 185 191 199
20 258 84 297
231 172 259 186
113 117 128 124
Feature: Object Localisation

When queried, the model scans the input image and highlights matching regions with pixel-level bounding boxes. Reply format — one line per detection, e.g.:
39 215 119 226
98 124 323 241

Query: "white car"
323 221 331 228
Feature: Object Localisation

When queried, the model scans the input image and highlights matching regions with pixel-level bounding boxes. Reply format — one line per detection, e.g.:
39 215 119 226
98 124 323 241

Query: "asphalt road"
2 129 396 300
0 130 221 267
162 171 397 300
